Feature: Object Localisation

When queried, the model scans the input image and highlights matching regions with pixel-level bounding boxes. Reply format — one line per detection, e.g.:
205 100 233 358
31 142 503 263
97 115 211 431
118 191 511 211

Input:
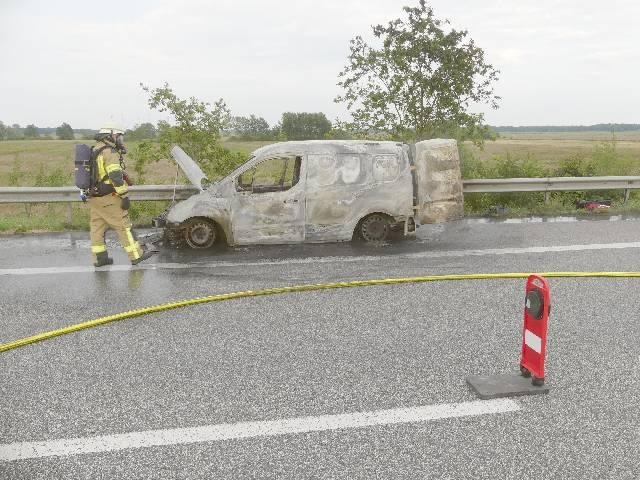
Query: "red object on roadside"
520 275 550 385
586 203 610 210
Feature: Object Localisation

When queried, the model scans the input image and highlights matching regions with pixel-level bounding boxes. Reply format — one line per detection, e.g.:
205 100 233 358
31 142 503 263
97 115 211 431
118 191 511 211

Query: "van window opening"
235 155 302 193
373 154 400 182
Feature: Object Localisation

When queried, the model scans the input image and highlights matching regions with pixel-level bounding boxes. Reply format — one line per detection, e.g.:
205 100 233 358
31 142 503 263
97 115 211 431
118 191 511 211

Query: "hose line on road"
2 271 640 354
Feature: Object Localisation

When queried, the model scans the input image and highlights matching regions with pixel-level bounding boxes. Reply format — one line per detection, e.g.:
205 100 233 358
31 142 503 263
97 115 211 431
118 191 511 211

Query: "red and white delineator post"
520 275 550 386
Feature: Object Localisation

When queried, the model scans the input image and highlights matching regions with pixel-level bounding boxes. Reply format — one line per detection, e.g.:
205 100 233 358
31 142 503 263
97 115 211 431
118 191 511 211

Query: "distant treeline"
491 124 640 133
33 127 96 137
0 113 334 142
0 121 95 140
3 119 640 142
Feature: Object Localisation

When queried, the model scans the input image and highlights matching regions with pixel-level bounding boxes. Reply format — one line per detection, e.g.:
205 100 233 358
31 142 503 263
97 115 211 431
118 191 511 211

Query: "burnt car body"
155 139 462 248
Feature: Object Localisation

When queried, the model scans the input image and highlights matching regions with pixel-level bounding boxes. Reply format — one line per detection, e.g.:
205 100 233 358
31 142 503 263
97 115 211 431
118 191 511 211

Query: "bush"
129 141 157 184
462 136 640 214
128 201 170 225
34 164 68 187
592 140 638 176
135 83 250 183
459 143 489 179
8 157 26 186
553 154 595 177
461 148 548 212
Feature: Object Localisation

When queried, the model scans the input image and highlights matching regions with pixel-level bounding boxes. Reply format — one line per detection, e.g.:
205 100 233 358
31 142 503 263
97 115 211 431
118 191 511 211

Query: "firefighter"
88 123 155 267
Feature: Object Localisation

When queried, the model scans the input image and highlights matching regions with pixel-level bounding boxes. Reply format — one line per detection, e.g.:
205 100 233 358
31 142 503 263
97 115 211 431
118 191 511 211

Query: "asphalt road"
1 216 639 479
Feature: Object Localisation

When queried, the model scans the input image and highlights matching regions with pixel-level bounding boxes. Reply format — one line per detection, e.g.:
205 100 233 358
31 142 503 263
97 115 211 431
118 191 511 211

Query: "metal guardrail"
0 185 199 204
463 176 640 203
1 176 639 205
463 176 640 193
0 186 199 224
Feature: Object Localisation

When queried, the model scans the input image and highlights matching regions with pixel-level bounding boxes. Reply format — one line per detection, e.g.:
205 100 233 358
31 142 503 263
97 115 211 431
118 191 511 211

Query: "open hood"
170 145 210 191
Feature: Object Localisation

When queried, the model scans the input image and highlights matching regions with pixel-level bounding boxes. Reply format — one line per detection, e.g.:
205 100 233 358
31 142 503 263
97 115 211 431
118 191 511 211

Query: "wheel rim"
186 221 215 248
360 215 389 242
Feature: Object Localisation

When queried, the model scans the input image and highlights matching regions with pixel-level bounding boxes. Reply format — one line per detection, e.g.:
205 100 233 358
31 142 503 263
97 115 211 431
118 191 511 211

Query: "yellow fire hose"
1 271 639 354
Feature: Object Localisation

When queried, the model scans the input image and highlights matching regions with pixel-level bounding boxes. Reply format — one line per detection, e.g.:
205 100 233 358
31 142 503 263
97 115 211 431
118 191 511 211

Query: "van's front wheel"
358 214 391 242
184 218 216 249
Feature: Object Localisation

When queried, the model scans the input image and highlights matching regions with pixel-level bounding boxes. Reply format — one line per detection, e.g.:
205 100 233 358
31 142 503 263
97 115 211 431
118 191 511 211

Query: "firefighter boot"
94 252 114 267
131 248 156 266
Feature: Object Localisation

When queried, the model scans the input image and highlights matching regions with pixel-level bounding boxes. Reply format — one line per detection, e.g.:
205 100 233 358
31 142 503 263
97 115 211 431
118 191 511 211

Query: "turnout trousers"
88 195 144 263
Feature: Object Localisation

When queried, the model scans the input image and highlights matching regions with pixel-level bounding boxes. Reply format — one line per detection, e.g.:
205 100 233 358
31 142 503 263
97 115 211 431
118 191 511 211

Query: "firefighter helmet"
98 123 125 135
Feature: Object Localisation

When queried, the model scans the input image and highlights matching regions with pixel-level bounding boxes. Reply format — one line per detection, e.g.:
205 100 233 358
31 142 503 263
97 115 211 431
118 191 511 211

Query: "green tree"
230 115 272 140
137 83 245 180
0 121 7 140
6 124 22 140
125 122 158 141
270 124 286 140
280 112 332 140
24 124 39 139
55 122 74 140
335 0 499 144
324 120 355 140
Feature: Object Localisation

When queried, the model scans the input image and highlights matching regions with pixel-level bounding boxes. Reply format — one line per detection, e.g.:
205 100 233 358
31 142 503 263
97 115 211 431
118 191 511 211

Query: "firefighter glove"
120 195 131 210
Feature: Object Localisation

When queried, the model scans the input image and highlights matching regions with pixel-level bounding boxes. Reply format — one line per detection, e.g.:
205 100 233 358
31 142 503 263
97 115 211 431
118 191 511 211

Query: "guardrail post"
544 192 550 205
624 189 630 204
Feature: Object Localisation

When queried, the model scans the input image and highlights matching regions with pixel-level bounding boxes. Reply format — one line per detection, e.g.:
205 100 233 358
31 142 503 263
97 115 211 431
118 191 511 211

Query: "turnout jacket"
93 141 128 197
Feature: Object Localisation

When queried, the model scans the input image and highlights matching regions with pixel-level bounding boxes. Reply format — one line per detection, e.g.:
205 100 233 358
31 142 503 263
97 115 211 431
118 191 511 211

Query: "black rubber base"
93 257 113 268
466 373 550 399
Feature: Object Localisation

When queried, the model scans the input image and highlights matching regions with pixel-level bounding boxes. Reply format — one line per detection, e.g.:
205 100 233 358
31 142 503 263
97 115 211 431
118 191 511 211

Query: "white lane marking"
2 241 640 276
524 330 542 353
0 399 520 462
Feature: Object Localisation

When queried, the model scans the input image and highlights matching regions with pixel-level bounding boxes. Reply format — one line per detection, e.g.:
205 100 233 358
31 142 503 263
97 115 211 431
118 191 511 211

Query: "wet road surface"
1 217 640 479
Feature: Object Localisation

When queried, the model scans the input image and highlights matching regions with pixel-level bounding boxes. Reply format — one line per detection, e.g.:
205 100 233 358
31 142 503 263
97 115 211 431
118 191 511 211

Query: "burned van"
155 139 463 248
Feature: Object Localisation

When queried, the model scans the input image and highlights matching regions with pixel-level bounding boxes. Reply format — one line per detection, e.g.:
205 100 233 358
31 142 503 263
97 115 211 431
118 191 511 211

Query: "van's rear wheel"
358 214 391 242
184 218 216 249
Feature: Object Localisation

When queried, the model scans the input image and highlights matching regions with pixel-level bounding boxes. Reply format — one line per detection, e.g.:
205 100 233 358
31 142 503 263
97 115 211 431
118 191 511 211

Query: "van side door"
230 155 305 244
305 153 367 242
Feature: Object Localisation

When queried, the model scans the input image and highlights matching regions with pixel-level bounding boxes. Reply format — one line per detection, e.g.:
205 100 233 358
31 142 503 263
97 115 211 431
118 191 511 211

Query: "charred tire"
358 213 392 243
184 218 217 249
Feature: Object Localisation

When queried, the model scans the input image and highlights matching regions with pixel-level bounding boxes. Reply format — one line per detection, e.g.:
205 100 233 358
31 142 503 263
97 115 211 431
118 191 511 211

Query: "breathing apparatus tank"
74 144 93 191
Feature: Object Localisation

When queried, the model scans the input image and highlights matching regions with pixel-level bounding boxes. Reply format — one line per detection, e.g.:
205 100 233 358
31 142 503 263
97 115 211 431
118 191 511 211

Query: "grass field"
2 133 639 187
1 133 639 233
0 139 271 233
466 131 640 167
0 139 273 188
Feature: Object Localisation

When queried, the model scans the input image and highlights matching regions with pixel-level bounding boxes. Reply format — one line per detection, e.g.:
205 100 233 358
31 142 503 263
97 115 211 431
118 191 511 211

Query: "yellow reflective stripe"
96 154 107 181
124 242 141 253
114 184 128 195
91 245 107 253
106 163 121 173
125 230 140 259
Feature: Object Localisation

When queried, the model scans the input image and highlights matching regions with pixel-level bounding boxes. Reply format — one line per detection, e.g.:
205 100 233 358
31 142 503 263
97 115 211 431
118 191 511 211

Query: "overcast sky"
1 0 638 129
